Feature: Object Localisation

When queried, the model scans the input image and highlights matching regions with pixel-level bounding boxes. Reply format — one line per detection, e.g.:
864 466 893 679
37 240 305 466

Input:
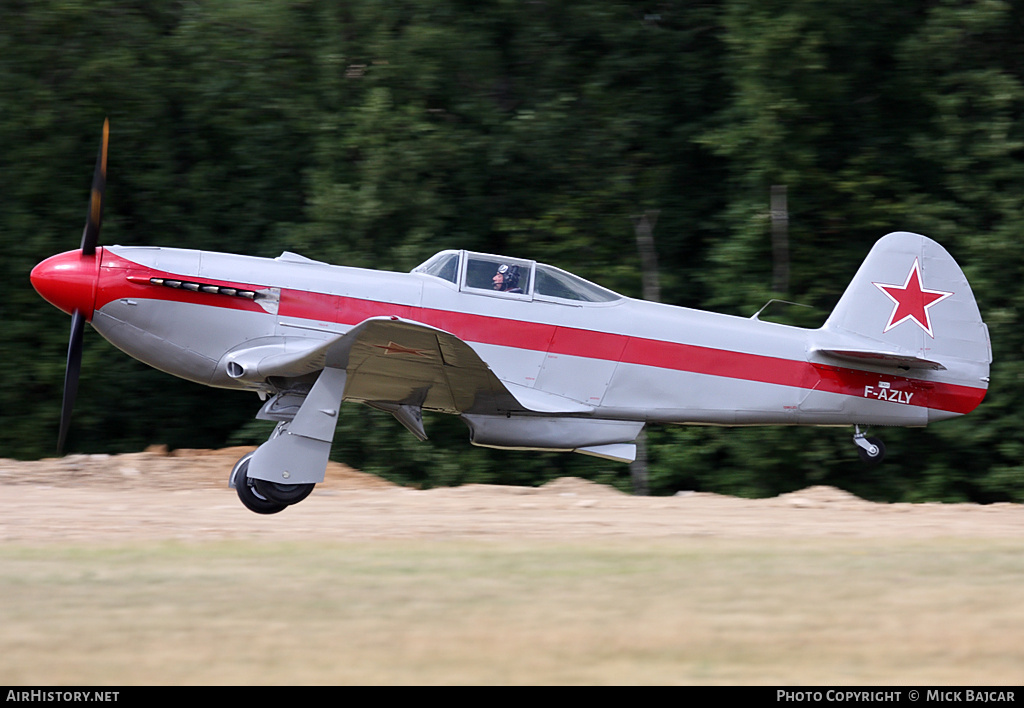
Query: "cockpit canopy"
412 250 622 303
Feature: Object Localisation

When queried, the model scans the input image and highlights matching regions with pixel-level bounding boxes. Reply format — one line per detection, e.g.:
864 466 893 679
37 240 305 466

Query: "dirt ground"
2 447 1023 685
1 445 1021 543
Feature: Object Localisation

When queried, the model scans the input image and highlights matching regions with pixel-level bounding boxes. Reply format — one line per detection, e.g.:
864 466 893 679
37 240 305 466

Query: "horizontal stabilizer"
814 348 946 371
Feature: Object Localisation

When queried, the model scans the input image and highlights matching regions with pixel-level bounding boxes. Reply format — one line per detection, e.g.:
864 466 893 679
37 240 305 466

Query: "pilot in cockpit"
492 264 522 293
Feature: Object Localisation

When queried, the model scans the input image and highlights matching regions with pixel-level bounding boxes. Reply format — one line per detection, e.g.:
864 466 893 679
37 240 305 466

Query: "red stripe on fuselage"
276 288 985 415
95 253 987 416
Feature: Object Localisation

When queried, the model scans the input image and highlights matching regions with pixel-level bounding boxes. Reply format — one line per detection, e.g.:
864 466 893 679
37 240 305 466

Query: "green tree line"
2 0 1021 501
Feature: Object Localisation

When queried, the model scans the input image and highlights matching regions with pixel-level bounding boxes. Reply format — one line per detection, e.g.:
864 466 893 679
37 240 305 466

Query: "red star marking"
873 258 953 338
372 341 429 356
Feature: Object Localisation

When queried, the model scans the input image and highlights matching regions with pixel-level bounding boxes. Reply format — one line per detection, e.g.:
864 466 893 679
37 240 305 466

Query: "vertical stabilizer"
822 232 991 374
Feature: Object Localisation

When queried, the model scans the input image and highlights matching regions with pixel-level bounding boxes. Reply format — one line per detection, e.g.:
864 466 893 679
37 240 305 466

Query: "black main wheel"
253 479 315 505
233 456 288 515
857 436 886 465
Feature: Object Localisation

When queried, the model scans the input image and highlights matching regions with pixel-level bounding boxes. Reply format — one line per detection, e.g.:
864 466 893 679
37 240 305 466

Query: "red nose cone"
30 248 102 320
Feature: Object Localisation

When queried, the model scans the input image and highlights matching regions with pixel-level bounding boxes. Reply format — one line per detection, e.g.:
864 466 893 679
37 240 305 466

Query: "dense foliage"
3 0 1022 501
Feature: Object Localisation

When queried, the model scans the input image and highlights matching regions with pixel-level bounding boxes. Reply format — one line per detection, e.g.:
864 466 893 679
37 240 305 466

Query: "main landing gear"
229 367 348 514
853 425 886 465
230 451 316 515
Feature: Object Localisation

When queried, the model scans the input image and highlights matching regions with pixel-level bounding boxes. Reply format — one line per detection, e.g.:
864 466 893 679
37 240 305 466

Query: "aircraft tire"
233 457 288 515
253 479 315 505
857 437 886 465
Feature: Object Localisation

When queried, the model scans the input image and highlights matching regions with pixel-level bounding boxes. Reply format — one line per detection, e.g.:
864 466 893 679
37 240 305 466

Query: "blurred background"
3 0 1021 502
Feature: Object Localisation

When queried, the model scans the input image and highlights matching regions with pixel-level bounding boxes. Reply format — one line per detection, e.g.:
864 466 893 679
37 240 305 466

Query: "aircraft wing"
226 316 593 416
337 317 596 415
327 317 522 414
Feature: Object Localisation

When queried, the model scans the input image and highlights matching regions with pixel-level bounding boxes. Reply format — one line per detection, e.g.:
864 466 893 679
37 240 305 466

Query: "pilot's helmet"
497 263 520 290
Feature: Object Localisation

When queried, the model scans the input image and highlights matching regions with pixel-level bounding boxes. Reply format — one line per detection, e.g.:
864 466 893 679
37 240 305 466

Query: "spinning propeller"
30 119 109 453
81 118 108 257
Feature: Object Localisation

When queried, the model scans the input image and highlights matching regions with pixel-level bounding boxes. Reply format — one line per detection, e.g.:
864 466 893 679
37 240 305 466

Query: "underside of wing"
329 317 524 414
233 316 639 463
224 316 595 415
327 317 596 415
332 319 636 459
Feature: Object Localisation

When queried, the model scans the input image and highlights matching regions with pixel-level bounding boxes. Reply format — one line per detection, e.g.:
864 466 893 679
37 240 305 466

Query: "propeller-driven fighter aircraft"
31 122 992 513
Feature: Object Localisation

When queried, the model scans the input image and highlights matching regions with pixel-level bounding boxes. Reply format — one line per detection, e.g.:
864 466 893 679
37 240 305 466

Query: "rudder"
822 232 991 373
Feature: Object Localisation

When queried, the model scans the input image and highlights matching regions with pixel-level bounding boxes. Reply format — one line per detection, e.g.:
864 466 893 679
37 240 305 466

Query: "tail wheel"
857 436 886 465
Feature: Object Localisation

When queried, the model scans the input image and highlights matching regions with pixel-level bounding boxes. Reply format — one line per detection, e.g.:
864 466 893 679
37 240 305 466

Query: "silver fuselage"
88 245 987 428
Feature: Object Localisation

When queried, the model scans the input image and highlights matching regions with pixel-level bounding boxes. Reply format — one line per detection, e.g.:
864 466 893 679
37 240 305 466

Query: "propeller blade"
80 118 109 256
58 120 108 452
58 310 86 454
